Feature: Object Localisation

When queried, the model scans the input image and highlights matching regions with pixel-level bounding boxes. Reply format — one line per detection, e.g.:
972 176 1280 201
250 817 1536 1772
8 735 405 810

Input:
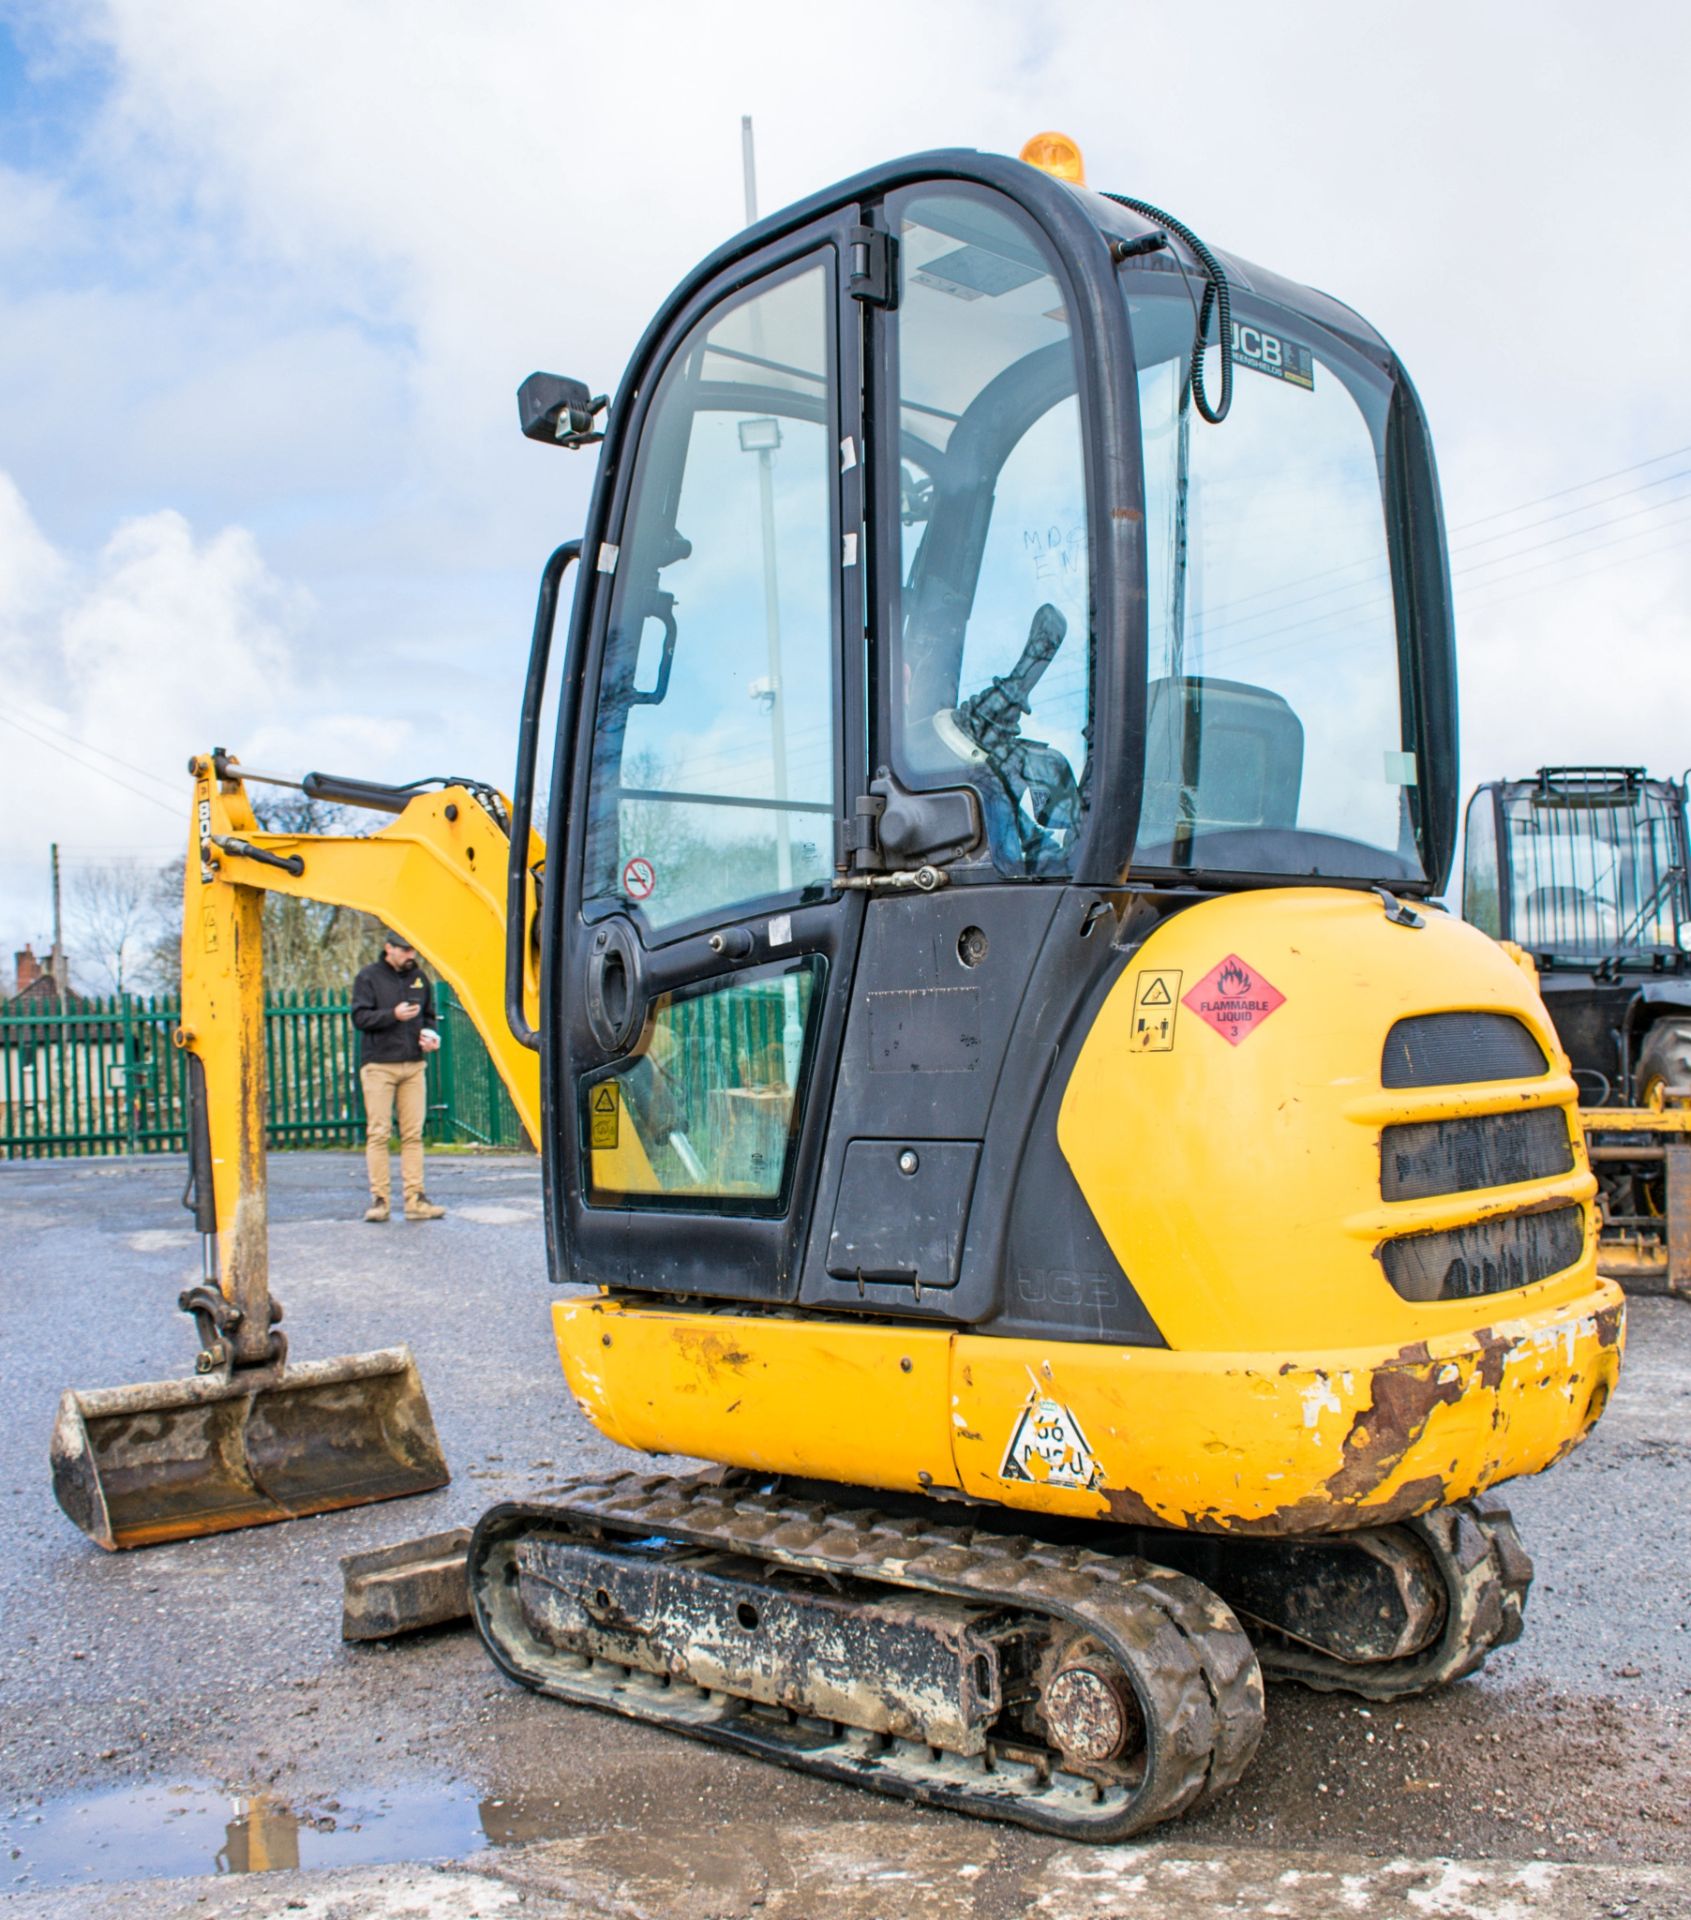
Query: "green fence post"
433 979 456 1145
119 992 137 1153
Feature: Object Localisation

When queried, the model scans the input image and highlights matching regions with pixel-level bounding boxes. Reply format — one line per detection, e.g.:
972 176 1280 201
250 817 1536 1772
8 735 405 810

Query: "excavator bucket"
50 1345 449 1551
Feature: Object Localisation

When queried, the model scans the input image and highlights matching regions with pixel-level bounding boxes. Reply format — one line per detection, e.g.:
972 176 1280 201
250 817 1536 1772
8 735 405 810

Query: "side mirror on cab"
518 372 607 449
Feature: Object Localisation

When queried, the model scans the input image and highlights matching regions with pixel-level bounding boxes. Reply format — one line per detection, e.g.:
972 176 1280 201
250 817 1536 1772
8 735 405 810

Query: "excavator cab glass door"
884 187 1093 877
546 168 1117 1305
549 207 869 1300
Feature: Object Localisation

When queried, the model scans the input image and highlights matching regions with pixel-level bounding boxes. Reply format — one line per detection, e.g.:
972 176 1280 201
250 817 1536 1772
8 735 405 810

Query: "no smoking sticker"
1182 954 1286 1047
622 856 655 902
1130 968 1181 1052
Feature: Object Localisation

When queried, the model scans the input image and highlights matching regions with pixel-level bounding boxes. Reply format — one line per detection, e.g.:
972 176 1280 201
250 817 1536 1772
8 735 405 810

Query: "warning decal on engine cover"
1182 954 1286 1047
1001 1391 1104 1490
1130 967 1181 1052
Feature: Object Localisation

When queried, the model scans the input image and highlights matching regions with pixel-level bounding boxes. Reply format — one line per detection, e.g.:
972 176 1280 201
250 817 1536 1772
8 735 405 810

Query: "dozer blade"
50 1346 449 1551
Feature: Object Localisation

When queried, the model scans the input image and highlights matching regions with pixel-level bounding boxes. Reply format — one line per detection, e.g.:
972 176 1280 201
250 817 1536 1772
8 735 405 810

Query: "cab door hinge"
839 792 887 872
848 226 897 307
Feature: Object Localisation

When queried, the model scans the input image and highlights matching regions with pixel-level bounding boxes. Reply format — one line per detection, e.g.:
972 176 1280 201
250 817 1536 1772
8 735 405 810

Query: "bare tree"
135 798 387 999
67 862 155 996
141 856 187 994
249 794 386 996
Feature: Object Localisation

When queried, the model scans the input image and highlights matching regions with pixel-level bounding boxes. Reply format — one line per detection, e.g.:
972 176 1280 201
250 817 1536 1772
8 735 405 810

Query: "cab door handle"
584 920 643 1056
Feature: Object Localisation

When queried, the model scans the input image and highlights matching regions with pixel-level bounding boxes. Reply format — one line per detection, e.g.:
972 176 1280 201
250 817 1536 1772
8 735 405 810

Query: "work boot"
364 1196 390 1224
404 1194 445 1221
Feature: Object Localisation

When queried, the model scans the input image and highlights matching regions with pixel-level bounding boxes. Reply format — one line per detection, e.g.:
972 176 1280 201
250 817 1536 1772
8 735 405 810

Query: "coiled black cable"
1100 192 1232 424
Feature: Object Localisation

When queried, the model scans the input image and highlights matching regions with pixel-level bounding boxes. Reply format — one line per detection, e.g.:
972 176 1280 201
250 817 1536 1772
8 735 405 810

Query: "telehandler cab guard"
50 756 545 1549
1462 763 1691 1295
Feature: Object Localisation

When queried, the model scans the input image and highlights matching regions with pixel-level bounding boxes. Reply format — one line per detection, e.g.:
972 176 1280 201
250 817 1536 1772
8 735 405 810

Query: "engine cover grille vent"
1381 1205 1584 1303
1382 1012 1548 1089
1381 1108 1575 1202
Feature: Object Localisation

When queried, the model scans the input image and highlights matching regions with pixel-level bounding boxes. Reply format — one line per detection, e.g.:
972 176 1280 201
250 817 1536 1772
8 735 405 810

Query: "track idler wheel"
1039 1638 1146 1769
1253 1499 1532 1701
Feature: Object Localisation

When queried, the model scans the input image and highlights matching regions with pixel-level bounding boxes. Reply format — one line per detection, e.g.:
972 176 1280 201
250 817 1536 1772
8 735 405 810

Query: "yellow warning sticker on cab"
588 1081 620 1150
1129 968 1181 1052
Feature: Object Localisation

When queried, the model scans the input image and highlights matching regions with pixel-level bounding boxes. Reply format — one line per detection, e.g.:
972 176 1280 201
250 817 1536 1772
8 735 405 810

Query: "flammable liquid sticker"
1001 1390 1104 1491
1182 953 1286 1047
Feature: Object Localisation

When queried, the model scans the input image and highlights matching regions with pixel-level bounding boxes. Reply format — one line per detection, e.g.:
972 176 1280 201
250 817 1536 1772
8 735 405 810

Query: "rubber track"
1254 1499 1532 1701
469 1471 1265 1842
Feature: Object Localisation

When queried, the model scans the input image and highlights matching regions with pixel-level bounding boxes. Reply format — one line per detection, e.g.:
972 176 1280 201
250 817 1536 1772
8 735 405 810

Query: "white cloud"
0 471 410 950
0 471 67 644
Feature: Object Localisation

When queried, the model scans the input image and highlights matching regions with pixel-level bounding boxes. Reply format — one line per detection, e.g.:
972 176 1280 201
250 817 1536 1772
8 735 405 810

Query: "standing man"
352 929 445 1222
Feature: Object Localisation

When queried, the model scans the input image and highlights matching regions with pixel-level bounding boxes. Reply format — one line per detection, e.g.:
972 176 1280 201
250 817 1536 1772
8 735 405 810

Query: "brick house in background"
2 944 130 1152
10 943 73 1008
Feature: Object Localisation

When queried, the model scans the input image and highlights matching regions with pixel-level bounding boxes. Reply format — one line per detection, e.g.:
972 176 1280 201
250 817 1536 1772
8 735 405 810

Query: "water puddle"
2 1778 575 1892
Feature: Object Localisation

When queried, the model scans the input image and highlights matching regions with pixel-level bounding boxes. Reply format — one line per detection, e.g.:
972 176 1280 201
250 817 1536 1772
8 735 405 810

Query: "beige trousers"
361 1059 428 1203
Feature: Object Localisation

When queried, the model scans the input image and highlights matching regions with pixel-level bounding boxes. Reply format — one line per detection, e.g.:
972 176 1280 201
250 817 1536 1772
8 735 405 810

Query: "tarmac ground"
2 1151 1687 1917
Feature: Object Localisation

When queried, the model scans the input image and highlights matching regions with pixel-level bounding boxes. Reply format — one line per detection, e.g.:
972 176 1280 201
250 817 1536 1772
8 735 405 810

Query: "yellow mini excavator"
50 754 545 1548
455 135 1622 1839
58 133 1624 1841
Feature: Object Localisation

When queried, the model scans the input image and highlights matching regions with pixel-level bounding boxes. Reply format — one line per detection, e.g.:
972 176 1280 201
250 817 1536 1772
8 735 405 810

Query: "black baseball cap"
380 928 416 951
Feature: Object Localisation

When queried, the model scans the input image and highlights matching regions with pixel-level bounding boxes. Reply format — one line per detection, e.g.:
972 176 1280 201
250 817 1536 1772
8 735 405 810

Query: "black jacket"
351 958 436 1065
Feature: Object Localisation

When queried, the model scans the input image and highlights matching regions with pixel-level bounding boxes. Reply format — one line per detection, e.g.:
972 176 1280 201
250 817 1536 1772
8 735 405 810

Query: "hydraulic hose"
1101 193 1233 424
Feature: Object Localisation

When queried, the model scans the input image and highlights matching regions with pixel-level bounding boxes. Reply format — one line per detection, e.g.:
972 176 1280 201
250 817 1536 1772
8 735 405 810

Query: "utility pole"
741 114 758 224
740 115 799 1083
738 114 792 895
50 841 67 997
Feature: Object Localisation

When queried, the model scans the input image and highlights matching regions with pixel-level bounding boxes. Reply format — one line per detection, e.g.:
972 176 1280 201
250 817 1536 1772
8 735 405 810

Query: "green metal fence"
0 982 528 1159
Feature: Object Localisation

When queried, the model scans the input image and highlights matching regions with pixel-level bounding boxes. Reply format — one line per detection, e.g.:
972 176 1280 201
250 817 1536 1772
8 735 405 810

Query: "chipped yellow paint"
552 1281 1622 1535
947 1291 1623 1532
548 1282 1619 1536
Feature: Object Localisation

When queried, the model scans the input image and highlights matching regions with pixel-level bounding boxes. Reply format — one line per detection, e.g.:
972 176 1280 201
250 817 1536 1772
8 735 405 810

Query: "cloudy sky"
2 1 1688 971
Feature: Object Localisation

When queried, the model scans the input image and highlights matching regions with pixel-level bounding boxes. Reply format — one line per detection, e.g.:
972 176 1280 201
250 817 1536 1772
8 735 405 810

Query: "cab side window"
585 262 838 932
888 191 1091 877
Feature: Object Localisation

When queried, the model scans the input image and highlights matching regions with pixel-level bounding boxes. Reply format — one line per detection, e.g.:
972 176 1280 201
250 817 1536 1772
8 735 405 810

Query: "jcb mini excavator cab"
471 146 1622 1838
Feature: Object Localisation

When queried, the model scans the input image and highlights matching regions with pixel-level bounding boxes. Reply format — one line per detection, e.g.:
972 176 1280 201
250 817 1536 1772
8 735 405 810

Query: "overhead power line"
1188 438 1691 642
1453 441 1691 530
7 708 182 797
0 712 182 819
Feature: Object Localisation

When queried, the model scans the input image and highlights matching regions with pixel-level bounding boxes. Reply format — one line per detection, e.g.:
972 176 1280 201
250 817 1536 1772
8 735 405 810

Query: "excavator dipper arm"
49 751 543 1549
179 749 542 1329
